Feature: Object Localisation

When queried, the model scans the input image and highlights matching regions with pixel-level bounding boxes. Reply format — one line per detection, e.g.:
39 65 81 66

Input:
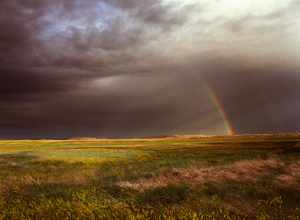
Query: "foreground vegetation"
0 134 300 219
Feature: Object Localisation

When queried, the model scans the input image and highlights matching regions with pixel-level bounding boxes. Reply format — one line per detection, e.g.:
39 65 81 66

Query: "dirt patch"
118 158 299 191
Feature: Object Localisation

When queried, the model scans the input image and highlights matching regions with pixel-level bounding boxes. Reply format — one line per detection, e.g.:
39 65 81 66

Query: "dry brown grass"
275 163 300 188
286 163 300 176
276 175 298 187
118 158 300 191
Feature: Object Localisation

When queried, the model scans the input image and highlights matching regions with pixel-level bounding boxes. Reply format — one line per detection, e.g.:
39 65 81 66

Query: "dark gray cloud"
202 59 300 133
0 0 300 138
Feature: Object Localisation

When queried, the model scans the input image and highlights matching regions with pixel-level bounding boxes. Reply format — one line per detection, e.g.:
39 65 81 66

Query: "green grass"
0 135 300 219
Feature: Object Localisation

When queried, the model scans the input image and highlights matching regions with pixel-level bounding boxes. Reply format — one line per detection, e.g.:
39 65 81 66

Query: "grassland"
0 134 300 219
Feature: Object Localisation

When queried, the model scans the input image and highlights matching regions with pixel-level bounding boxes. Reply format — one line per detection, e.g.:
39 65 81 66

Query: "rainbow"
205 84 235 135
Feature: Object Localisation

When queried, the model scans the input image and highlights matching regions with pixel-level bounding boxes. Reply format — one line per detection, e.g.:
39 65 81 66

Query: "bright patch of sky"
160 0 297 56
163 0 293 19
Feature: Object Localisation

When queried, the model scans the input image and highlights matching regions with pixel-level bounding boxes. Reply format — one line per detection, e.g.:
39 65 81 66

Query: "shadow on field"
0 152 40 175
0 152 38 164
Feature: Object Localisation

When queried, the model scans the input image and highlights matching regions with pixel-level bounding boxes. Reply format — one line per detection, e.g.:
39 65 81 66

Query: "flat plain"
0 134 300 219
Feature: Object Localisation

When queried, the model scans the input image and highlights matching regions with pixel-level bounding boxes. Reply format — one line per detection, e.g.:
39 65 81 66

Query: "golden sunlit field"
0 134 300 219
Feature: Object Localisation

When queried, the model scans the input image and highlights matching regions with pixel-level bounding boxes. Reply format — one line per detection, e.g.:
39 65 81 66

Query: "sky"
1 0 300 138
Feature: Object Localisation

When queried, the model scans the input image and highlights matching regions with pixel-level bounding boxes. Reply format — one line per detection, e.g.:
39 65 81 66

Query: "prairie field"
0 135 300 219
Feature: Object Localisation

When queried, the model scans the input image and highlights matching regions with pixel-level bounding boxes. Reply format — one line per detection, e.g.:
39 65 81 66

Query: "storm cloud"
0 0 300 138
